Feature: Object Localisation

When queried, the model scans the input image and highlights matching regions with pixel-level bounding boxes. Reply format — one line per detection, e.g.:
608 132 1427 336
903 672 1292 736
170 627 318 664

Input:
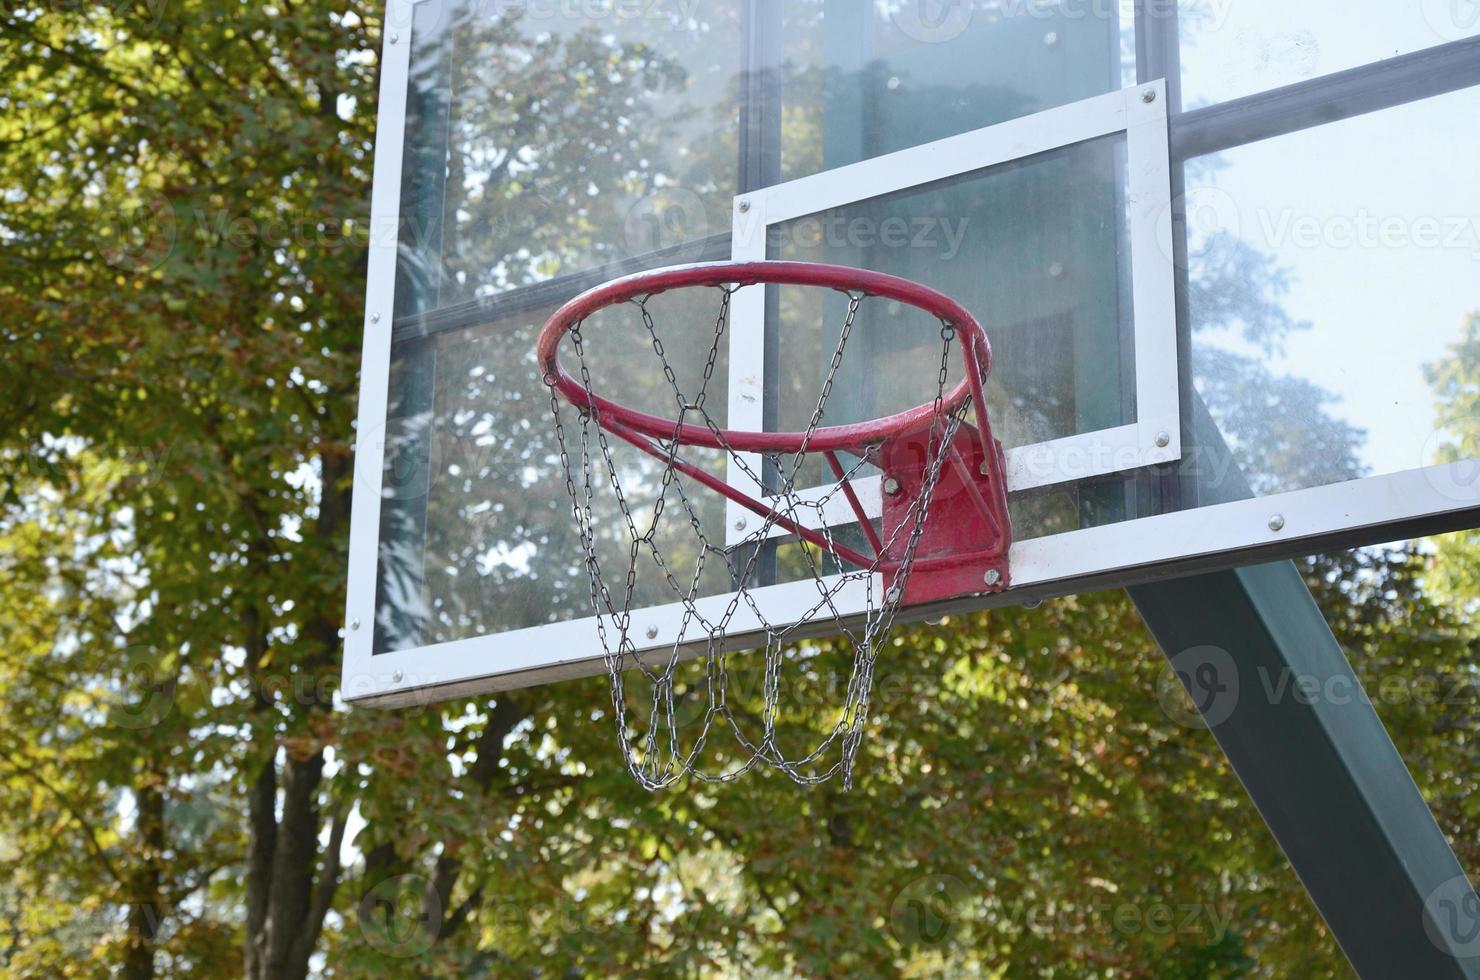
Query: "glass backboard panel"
1178 0 1480 107
377 288 740 653
770 136 1134 450
778 0 1127 179
395 0 743 316
1182 84 1480 495
375 0 1137 654
345 0 1480 702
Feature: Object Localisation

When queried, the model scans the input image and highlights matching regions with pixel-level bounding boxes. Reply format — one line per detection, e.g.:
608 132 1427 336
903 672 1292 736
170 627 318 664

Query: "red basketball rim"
536 260 994 455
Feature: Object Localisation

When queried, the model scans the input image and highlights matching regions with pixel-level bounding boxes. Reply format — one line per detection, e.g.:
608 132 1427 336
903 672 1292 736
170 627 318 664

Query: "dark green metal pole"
1128 397 1480 978
1131 564 1480 978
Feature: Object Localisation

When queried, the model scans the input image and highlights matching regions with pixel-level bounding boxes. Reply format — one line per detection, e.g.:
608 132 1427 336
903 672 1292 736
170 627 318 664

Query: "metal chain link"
545 283 966 790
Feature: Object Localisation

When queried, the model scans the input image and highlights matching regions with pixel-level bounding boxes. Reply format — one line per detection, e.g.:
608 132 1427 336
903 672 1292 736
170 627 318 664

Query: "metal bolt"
1141 87 1157 103
645 625 659 640
369 312 381 324
978 460 990 477
883 476 902 495
1268 514 1286 532
392 670 404 683
350 618 361 631
1048 262 1065 279
389 33 399 44
983 569 1002 587
737 199 751 213
1155 431 1171 449
1043 31 1059 47
734 518 747 531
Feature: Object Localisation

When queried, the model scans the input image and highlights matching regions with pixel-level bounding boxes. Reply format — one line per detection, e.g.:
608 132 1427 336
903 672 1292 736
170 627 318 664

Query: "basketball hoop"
540 260 1011 789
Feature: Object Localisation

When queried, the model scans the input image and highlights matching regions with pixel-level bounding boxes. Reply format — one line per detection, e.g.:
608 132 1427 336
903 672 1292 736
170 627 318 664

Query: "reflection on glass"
397 0 743 315
780 1 1128 179
376 292 737 653
771 137 1137 454
1187 87 1480 494
394 0 1131 313
376 0 1147 649
1178 0 1480 108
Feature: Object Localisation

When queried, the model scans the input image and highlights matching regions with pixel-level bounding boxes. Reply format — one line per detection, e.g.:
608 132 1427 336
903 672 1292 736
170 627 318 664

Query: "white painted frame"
342 0 419 703
348 461 1479 707
723 81 1180 546
341 30 1477 708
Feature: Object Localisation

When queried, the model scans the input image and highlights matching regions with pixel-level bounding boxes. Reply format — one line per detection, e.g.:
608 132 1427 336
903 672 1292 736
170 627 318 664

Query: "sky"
1181 0 1480 479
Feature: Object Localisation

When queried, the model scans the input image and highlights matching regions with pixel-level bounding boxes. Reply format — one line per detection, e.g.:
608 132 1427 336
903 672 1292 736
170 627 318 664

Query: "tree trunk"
243 458 352 977
244 757 277 978
121 781 165 980
257 750 326 980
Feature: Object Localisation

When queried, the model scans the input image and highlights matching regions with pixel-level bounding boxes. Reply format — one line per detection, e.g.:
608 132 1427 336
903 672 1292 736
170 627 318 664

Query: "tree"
1426 313 1480 615
1 4 1474 978
2 0 375 974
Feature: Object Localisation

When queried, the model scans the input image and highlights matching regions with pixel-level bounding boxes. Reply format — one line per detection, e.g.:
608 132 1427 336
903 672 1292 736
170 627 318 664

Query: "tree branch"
243 756 277 979
261 749 326 980
0 747 127 889
286 802 348 970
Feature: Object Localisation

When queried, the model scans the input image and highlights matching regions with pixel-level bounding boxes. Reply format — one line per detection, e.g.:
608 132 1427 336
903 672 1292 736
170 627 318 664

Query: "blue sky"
1183 1 1480 479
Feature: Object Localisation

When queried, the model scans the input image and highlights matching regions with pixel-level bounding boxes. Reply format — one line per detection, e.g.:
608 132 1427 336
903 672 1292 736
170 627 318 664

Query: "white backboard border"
724 82 1180 546
341 35 1479 707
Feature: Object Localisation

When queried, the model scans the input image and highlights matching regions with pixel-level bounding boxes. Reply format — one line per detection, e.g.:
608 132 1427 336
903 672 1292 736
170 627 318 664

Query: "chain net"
546 281 969 790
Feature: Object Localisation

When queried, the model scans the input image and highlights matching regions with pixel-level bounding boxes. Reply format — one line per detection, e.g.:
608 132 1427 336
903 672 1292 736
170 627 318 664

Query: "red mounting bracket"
880 422 1012 606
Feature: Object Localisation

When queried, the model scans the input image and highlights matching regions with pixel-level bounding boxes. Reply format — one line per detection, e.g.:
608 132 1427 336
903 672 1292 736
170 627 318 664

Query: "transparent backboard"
345 0 1480 704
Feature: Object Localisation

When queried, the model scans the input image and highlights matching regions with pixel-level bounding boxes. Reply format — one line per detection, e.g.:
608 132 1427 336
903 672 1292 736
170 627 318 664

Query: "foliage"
1426 314 1480 615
